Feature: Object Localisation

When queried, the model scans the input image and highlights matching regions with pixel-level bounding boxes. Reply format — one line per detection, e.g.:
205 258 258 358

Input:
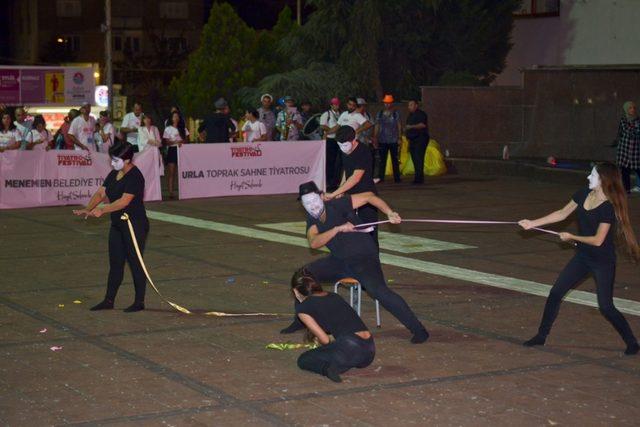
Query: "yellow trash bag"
385 138 447 177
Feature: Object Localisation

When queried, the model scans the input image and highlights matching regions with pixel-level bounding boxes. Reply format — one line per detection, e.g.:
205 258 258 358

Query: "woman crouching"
291 268 375 382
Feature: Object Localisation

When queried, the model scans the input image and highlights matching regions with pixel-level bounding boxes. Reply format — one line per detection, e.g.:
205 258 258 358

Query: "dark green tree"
170 3 266 117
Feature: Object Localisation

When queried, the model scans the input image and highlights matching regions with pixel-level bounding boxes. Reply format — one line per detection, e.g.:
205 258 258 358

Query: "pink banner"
178 141 325 199
0 147 162 209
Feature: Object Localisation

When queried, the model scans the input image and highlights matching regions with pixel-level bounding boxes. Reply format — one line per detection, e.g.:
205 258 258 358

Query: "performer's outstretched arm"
519 200 577 230
307 223 355 249
351 192 401 224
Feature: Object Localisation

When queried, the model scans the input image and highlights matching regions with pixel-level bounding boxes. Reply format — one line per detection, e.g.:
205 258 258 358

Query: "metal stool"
334 277 381 328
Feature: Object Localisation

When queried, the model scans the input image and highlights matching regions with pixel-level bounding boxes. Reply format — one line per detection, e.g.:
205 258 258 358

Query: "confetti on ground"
262 281 269 285
50 346 63 352
73 300 82 304
387 279 395 283
226 277 236 284
57 304 64 308
39 328 47 334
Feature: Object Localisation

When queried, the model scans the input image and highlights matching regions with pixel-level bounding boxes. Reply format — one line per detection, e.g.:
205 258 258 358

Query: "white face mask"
301 193 325 219
111 157 125 171
338 141 353 153
588 167 601 190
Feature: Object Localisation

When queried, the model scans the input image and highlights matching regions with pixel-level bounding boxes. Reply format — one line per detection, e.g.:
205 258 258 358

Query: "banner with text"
178 141 325 199
0 147 162 209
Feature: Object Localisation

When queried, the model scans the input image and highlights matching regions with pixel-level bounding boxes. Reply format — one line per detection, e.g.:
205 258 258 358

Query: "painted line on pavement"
147 210 640 316
256 221 475 253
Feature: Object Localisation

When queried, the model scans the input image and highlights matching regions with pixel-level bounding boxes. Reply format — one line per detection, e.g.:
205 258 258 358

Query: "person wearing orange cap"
319 97 343 191
375 94 402 183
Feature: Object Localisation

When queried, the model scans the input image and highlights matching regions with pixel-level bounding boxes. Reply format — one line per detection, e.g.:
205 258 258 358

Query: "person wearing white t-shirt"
25 115 53 151
120 102 143 152
242 109 267 143
319 97 344 191
162 111 189 199
338 97 373 136
0 112 21 153
97 110 116 153
68 103 97 151
137 115 161 152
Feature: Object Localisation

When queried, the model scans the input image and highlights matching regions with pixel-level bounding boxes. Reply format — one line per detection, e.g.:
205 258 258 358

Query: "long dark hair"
597 162 640 261
171 111 187 141
290 268 323 296
1 112 16 131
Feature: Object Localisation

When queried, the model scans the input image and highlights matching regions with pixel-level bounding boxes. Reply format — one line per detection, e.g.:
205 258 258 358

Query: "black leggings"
326 137 343 190
106 221 149 303
378 143 400 182
301 255 426 334
620 167 640 192
298 334 375 377
536 255 637 346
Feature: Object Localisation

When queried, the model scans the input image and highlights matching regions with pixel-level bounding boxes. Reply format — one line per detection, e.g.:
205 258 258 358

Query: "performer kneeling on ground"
281 181 430 344
73 141 149 312
292 268 375 382
519 162 639 355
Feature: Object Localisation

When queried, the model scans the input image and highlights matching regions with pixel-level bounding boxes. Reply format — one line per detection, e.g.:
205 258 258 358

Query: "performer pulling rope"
122 213 283 317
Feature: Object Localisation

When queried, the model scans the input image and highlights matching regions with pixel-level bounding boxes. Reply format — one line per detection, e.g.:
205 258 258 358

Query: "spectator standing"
120 102 143 152
338 97 374 137
242 109 268 143
137 115 162 151
616 101 640 193
374 95 402 183
198 98 236 143
0 112 21 152
276 96 304 141
405 98 430 184
97 110 116 153
163 110 189 199
53 109 80 150
25 115 52 151
68 102 97 151
257 94 276 140
320 97 343 191
13 106 33 150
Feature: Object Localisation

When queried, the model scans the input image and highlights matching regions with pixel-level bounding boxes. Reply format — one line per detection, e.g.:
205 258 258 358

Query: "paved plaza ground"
2 173 640 426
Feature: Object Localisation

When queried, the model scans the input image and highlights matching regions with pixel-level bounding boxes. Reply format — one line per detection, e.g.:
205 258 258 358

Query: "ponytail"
290 268 323 296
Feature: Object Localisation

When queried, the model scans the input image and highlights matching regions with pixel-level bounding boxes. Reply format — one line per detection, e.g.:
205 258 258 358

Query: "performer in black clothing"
519 163 640 355
292 269 375 382
324 126 379 245
281 181 429 344
73 142 149 312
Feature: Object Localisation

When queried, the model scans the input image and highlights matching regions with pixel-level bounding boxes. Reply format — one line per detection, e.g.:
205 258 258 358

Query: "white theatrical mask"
587 167 601 190
337 141 353 154
111 157 125 171
301 192 325 219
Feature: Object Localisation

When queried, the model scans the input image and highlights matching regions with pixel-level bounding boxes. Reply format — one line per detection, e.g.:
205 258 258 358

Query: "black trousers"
378 143 400 182
355 203 379 247
106 220 149 303
299 255 425 334
326 137 343 191
620 167 640 192
535 255 637 346
408 137 428 183
298 334 375 377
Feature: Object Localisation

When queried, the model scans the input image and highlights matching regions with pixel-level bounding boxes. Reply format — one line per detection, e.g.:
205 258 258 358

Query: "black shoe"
280 320 305 334
90 299 114 311
410 328 430 344
123 302 145 312
625 342 639 355
325 364 342 383
523 334 546 347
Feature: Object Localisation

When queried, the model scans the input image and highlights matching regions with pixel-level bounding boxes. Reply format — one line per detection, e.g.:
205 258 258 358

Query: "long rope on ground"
121 213 284 317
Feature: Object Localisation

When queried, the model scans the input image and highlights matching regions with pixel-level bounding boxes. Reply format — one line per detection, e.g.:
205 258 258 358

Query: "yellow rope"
121 213 283 317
